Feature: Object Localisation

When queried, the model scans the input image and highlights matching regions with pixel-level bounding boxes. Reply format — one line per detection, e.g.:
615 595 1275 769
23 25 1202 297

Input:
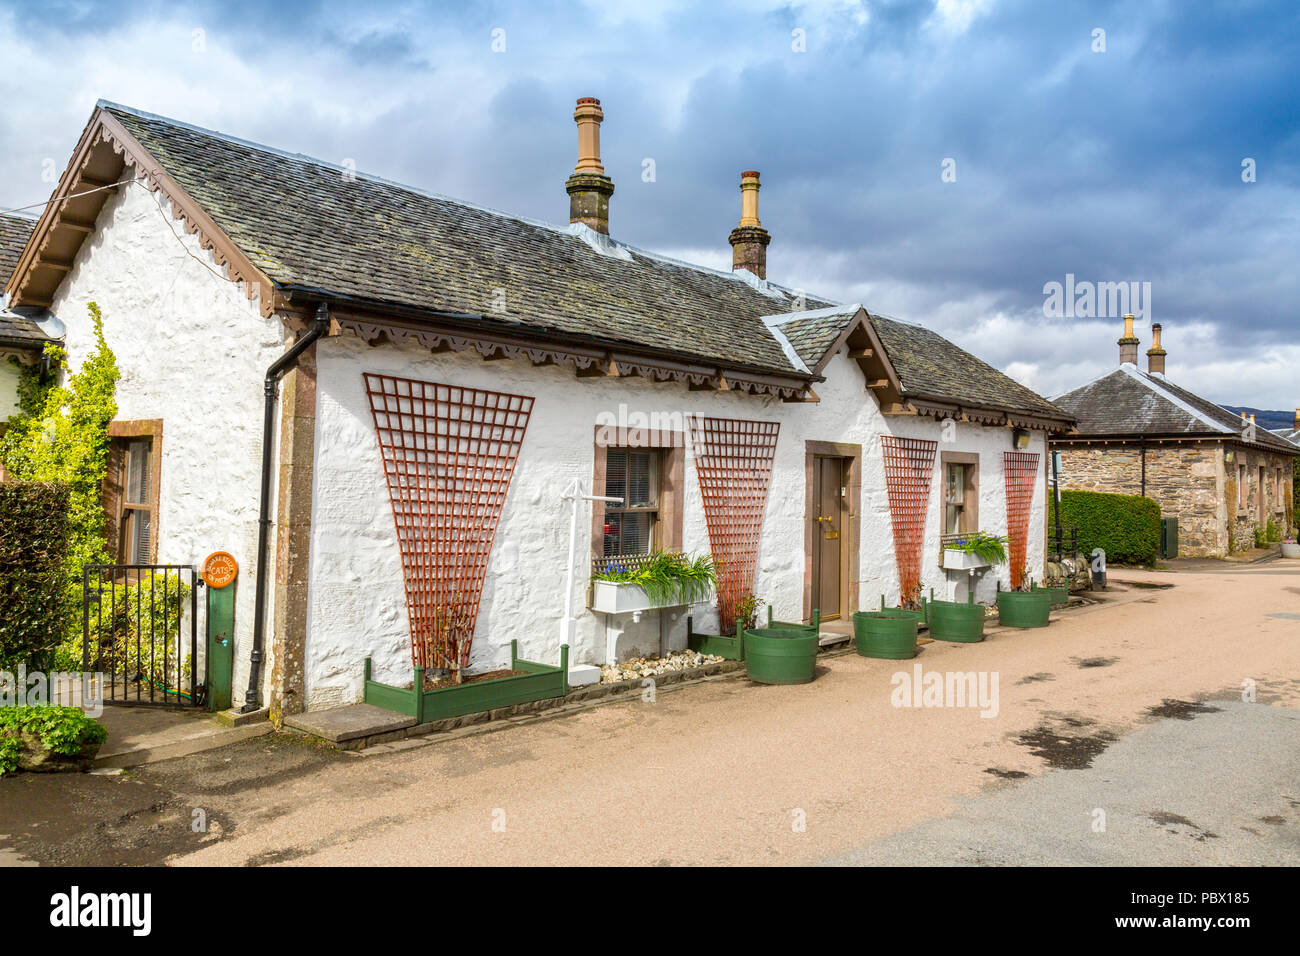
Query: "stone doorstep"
93 722 274 770
287 599 1100 753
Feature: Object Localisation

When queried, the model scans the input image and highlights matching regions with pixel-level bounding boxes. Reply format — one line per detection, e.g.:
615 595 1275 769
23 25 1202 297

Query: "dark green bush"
1049 489 1161 566
0 482 71 670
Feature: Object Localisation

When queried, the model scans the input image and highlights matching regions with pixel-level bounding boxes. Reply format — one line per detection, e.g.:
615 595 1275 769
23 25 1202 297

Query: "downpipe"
241 302 330 713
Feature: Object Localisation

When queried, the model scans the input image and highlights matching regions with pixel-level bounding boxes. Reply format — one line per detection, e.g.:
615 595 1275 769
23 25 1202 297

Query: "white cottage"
5 99 1073 718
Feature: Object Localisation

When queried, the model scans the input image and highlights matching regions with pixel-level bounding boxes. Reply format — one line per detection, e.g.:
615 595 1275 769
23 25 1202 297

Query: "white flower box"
943 548 991 570
590 581 712 614
1282 542 1300 559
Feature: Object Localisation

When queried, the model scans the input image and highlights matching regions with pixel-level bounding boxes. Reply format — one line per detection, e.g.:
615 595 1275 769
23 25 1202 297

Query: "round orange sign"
202 551 238 589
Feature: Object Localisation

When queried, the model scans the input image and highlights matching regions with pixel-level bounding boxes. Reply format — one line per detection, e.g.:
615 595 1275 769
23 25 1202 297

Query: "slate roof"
1052 365 1300 454
96 102 1068 421
0 213 35 289
1270 427 1300 447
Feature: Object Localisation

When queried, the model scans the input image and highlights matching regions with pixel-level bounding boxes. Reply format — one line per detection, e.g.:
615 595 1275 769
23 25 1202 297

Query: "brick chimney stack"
728 171 772 279
566 97 614 235
1146 322 1167 375
1118 313 1140 366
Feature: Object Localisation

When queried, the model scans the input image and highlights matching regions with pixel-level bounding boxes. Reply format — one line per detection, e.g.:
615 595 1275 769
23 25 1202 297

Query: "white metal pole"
560 479 622 652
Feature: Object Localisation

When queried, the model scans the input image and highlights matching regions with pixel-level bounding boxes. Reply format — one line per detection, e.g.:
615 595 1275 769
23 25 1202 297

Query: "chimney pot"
566 96 615 235
728 170 772 279
1146 321 1166 375
1118 313 1140 366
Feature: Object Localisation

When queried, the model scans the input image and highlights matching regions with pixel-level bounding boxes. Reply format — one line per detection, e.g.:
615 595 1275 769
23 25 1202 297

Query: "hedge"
1049 488 1161 566
0 482 72 670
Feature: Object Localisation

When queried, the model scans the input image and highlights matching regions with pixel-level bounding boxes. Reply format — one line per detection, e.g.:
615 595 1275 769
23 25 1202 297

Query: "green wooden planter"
742 626 820 684
878 595 926 628
926 598 987 643
1034 584 1069 607
364 640 568 723
996 589 1051 628
767 606 822 634
853 611 918 659
686 617 745 661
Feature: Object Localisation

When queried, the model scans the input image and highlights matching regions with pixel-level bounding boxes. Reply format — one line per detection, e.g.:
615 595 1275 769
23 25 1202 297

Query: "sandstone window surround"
103 419 163 564
590 425 684 560
940 451 980 536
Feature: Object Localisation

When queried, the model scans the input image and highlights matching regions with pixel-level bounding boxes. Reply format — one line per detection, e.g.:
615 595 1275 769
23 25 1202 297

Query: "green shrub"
1049 489 1161 566
0 705 107 776
0 482 71 670
0 303 119 665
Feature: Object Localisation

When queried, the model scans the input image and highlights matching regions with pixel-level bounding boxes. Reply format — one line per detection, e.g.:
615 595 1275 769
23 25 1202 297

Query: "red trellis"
687 416 780 633
364 373 534 672
880 435 938 607
1004 451 1041 590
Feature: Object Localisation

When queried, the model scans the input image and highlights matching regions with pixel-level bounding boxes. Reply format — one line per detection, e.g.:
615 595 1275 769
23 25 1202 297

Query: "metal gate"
82 564 200 707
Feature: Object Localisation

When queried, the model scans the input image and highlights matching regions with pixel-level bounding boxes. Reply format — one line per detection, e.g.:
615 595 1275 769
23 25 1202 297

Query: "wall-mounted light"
1012 428 1031 450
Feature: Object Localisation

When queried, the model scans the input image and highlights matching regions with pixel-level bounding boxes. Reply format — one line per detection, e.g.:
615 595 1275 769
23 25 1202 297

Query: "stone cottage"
1051 317 1298 556
5 98 1073 716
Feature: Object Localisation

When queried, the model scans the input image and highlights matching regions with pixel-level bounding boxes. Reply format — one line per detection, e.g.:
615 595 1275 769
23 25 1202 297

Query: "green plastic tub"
876 595 926 628
742 626 819 684
853 612 918 659
926 599 987 643
997 589 1052 628
1034 584 1069 608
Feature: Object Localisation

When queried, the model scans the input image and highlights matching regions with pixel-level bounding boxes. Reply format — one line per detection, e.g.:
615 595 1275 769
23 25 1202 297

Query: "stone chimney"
728 171 772 279
1146 322 1167 375
1118 313 1140 366
565 97 615 235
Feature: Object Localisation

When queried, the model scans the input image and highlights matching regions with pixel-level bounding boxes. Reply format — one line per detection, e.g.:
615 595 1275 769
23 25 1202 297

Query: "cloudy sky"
2 0 1296 408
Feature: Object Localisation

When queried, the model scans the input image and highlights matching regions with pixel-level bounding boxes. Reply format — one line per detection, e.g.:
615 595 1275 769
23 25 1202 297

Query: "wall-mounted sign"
202 551 238 589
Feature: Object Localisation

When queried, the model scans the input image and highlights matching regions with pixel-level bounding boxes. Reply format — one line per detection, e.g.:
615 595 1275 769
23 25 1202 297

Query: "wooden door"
811 456 845 619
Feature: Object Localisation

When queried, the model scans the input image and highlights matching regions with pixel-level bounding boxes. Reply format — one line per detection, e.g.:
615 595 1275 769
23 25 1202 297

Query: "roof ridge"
98 100 815 301
1118 364 1235 434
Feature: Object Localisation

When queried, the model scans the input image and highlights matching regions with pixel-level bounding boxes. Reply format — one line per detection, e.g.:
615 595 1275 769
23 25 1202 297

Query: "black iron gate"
82 564 201 707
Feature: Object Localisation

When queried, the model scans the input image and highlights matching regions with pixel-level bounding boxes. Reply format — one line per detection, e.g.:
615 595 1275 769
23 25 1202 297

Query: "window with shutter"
103 421 163 565
602 448 660 556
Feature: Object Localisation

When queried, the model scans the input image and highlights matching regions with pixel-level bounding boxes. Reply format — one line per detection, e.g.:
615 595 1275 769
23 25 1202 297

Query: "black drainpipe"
241 301 330 713
1140 438 1147 498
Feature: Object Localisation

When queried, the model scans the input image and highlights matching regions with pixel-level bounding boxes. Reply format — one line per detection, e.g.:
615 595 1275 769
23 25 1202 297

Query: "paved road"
3 560 1298 866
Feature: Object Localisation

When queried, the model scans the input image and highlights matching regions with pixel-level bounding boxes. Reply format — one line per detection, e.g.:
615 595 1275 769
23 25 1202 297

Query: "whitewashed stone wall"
308 334 1047 708
48 183 284 707
0 358 23 420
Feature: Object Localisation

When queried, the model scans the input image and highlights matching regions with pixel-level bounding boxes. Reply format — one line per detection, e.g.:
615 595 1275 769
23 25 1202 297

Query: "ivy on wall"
0 302 119 666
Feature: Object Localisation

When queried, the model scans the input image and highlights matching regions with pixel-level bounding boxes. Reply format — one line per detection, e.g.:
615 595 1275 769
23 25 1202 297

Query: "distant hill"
1220 406 1295 431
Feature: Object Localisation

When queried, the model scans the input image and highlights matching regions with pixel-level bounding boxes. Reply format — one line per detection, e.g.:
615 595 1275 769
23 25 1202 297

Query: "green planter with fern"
591 552 716 614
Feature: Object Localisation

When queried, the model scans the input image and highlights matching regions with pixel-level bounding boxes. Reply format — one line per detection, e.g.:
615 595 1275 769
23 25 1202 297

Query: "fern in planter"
948 532 1009 566
594 552 717 605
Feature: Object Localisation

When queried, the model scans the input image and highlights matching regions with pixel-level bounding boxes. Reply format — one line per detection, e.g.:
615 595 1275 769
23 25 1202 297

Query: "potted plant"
852 609 919 659
742 623 820 684
1282 537 1300 559
943 532 1008 571
996 574 1052 628
923 588 986 643
591 552 716 614
687 591 761 661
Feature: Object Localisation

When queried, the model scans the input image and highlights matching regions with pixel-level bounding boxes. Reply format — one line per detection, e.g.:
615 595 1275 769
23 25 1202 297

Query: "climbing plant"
0 302 119 667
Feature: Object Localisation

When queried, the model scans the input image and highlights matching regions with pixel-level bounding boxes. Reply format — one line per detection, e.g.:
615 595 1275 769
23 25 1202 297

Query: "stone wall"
1055 440 1296 557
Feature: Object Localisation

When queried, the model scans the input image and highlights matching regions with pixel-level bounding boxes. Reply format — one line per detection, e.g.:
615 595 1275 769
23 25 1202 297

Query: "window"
602 448 660 556
941 453 979 535
1238 463 1247 508
103 421 162 565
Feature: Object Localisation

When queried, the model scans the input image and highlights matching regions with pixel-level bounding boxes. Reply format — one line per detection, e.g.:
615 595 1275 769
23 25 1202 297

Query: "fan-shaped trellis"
687 416 780 632
880 435 938 607
1003 451 1041 590
364 373 534 672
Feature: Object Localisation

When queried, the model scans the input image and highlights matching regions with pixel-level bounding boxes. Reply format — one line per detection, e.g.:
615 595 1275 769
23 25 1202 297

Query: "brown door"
811 456 845 619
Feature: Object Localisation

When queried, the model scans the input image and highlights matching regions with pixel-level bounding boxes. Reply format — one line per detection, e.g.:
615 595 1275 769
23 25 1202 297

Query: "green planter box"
1034 584 1069 607
853 611 918 659
364 641 569 723
997 590 1051 628
877 595 926 627
767 606 822 634
686 616 745 660
926 599 986 643
742 626 819 684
